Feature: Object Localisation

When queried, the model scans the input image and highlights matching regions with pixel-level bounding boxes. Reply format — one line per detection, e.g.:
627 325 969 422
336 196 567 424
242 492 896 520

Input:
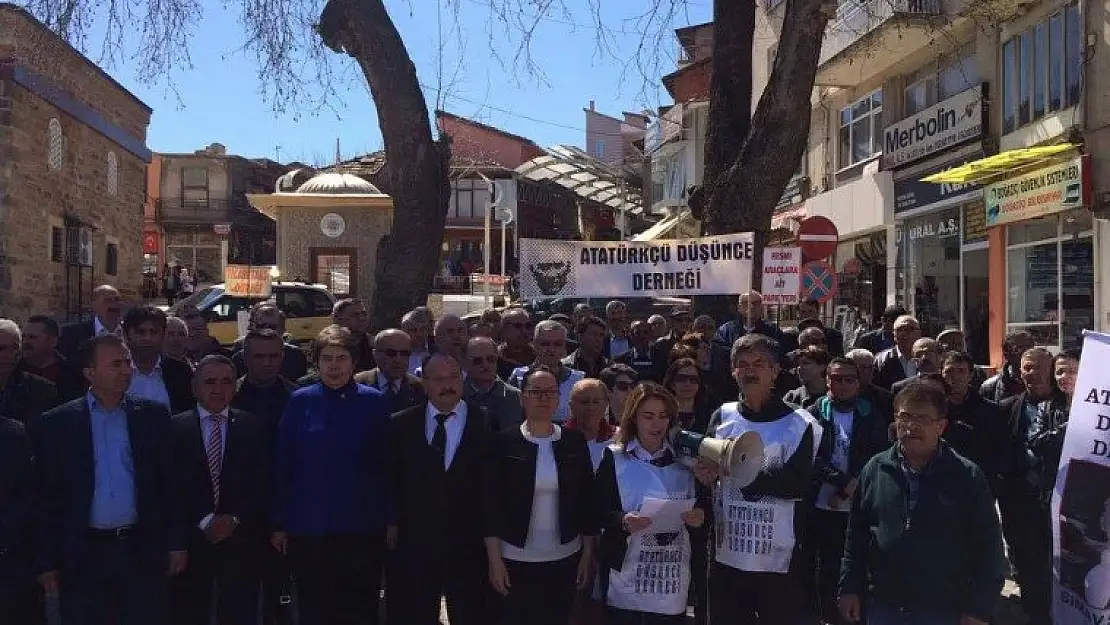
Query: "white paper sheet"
639 497 695 533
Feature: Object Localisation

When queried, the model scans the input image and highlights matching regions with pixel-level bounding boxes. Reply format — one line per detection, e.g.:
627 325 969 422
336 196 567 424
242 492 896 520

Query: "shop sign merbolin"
882 84 986 170
985 154 1089 227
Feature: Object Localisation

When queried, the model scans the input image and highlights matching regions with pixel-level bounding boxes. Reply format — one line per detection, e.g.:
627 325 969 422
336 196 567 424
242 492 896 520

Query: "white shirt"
408 346 430 374
127 357 171 409
196 405 230 530
501 423 582 563
93 317 119 337
893 346 917 378
426 401 467 470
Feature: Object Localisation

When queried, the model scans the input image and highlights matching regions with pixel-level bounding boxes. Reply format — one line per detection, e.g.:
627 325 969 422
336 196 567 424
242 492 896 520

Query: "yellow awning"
920 143 1079 184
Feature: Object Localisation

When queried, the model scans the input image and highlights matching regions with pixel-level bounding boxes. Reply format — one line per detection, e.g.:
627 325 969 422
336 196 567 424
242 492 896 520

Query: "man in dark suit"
613 319 657 381
332 299 375 372
230 328 296 625
31 333 186 625
890 337 943 395
354 329 425 413
852 304 906 354
123 306 194 414
712 291 786 352
0 319 61 426
873 315 922 390
20 315 85 401
58 285 123 362
0 415 38 624
464 337 523 431
170 355 269 625
388 352 491 625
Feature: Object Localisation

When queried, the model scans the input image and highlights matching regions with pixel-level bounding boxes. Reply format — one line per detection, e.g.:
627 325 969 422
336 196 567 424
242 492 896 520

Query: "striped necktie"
206 414 225 507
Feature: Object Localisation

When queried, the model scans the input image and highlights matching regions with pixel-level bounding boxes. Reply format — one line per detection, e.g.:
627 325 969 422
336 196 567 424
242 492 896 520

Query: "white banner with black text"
1051 331 1110 624
518 233 755 299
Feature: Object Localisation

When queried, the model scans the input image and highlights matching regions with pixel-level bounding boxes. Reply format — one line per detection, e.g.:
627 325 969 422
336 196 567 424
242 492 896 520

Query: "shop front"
984 154 1094 351
892 151 990 362
886 84 989 361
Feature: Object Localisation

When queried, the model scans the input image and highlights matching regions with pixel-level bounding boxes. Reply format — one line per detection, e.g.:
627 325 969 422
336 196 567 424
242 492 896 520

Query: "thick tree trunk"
317 0 451 330
696 0 834 320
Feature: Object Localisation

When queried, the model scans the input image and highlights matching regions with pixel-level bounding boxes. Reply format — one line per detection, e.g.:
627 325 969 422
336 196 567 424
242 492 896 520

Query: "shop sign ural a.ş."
985 154 1088 227
882 84 985 170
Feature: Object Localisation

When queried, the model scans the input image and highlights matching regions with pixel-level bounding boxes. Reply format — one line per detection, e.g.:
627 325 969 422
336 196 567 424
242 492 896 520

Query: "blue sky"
81 0 711 163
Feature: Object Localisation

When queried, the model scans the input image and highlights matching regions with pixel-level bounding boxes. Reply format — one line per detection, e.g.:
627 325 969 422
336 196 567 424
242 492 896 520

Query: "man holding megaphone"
693 333 824 625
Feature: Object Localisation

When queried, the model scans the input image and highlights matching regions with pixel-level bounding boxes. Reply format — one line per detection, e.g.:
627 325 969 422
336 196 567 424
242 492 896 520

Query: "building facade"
147 143 288 291
750 0 1106 365
0 4 152 320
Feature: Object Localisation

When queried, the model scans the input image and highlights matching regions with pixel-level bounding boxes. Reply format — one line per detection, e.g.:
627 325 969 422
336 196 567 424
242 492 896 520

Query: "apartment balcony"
816 0 943 87
156 199 233 225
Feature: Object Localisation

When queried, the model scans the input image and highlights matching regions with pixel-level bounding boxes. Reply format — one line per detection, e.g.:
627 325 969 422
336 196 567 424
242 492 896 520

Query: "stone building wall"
276 205 393 306
0 4 152 320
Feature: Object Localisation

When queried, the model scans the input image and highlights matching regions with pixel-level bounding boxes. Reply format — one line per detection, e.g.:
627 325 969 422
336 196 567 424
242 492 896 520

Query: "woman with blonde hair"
595 383 713 625
566 378 617 471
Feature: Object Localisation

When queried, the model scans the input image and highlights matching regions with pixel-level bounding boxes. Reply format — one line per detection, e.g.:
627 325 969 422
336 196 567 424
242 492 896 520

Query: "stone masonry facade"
0 4 152 321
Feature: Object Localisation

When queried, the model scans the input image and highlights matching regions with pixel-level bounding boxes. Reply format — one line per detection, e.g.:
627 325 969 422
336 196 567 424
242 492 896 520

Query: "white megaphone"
670 429 765 487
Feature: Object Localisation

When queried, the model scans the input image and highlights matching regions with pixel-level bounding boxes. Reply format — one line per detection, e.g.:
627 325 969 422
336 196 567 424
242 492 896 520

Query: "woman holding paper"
595 383 712 625
483 366 598 625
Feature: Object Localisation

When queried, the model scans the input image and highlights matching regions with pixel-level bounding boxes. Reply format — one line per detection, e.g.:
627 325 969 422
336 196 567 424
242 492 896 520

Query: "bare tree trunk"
695 0 834 321
318 0 452 330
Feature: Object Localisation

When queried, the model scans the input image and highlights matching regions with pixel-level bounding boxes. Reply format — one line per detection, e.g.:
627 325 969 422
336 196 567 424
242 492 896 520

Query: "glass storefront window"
900 207 961 338
1006 210 1095 350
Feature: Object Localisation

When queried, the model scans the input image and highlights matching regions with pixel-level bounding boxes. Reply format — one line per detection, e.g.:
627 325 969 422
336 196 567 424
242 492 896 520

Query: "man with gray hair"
507 319 585 423
0 318 60 425
355 329 425 412
847 348 892 419
464 336 523 430
874 314 922 390
705 333 822 624
401 309 434 374
890 337 944 395
432 314 468 364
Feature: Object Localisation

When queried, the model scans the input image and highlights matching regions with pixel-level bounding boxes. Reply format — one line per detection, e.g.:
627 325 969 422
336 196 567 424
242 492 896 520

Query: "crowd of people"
0 285 1078 625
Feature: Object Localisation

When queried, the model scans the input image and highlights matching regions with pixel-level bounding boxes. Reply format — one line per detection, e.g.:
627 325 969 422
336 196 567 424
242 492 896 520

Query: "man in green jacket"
838 377 1007 625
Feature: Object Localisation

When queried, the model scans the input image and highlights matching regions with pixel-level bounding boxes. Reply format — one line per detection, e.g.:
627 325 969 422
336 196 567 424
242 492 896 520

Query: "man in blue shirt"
32 333 184 625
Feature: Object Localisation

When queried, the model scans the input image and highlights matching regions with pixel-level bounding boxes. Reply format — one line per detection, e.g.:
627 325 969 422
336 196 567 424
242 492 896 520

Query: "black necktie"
431 412 451 461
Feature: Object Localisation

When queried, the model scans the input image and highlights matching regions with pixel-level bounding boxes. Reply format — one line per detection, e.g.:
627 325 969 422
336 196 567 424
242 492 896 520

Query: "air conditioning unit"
76 228 93 266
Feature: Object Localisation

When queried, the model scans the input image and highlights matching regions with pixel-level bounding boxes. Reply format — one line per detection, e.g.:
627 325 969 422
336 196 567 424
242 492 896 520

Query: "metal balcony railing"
820 0 942 65
156 199 233 224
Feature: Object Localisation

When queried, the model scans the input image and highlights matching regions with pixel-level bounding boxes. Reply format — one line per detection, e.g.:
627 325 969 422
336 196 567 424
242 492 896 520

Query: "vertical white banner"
761 247 801 305
1052 331 1110 623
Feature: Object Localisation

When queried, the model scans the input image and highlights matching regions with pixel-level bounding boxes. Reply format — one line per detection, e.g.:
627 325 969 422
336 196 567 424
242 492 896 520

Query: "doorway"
311 247 357 297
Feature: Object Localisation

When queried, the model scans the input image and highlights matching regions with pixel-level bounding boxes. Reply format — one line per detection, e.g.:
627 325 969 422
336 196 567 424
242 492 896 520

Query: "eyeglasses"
828 374 858 384
673 374 700 384
470 355 498 365
375 349 411 358
526 389 559 400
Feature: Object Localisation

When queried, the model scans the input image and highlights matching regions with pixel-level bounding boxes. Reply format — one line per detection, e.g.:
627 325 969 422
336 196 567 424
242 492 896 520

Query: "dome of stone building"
295 172 381 195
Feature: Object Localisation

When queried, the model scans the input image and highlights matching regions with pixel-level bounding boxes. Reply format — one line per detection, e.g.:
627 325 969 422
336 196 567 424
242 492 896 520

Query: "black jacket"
483 425 597 548
31 397 182 574
0 370 60 426
712 319 785 354
943 391 1012 496
811 395 890 493
354 369 425 413
57 320 98 363
999 390 1069 503
562 350 608 379
169 408 270 543
154 357 197 416
232 343 308 384
613 347 657 382
0 418 32 587
873 347 910 390
16 352 85 401
979 363 1026 404
840 443 1007 621
389 402 491 557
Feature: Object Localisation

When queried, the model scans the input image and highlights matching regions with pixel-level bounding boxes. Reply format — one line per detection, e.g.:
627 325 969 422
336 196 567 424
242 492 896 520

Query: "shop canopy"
515 145 645 216
921 143 1079 185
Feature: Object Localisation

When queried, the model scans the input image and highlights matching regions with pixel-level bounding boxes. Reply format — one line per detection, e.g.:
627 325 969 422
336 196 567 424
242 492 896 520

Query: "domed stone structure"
248 171 393 303
295 172 382 195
